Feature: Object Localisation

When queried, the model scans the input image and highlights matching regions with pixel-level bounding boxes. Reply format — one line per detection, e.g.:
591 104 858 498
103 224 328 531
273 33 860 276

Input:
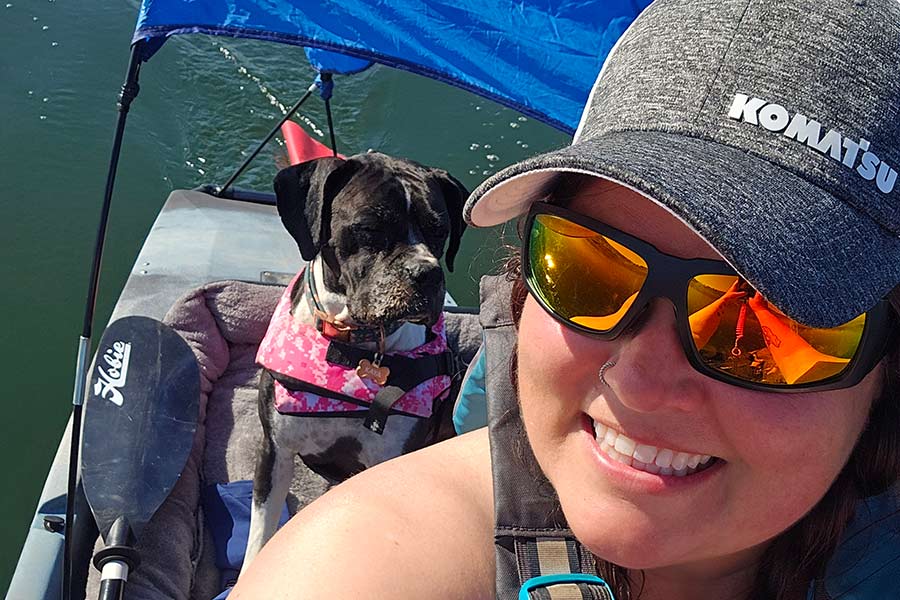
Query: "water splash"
216 44 324 137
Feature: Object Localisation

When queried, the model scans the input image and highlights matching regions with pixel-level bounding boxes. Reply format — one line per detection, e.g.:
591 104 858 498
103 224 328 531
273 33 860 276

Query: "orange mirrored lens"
528 214 648 331
687 275 865 385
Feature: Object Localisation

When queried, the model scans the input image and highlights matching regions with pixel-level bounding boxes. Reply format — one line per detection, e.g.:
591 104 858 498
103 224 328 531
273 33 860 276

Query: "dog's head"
274 152 468 327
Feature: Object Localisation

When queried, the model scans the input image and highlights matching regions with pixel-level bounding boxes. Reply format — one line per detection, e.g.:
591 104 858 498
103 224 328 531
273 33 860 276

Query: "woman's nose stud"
599 360 616 386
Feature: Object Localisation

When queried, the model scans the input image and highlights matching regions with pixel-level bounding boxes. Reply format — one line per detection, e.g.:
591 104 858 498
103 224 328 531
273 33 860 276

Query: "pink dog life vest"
256 271 452 420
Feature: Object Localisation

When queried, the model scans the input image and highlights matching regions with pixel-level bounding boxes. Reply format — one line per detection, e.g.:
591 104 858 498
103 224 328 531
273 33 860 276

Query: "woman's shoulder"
232 428 495 599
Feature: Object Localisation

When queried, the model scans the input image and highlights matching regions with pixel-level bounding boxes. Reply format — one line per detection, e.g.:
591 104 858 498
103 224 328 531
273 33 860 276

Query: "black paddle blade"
81 316 199 542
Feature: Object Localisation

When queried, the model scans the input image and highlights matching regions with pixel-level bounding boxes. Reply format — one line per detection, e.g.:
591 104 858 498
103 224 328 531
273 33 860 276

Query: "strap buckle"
519 574 614 600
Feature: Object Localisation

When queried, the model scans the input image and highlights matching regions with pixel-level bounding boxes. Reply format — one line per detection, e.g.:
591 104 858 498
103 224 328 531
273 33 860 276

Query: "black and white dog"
242 152 467 571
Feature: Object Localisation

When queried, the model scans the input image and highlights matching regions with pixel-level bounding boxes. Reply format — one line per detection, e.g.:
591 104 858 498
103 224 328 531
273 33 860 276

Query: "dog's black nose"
410 264 443 290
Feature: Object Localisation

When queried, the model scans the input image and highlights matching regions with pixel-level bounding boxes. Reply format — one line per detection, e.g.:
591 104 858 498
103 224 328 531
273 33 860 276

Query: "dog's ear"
274 157 360 260
430 170 469 272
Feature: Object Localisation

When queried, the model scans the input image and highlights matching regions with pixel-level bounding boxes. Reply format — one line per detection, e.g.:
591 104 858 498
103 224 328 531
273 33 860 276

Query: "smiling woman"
232 0 900 599
511 178 893 598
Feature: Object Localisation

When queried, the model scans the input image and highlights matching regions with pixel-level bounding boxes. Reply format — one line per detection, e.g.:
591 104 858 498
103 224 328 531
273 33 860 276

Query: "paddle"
80 316 200 600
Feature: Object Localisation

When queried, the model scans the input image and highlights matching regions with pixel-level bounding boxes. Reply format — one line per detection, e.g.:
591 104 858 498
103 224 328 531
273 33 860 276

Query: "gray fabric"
821 486 900 598
478 275 577 599
465 0 900 328
444 310 482 367
84 280 482 599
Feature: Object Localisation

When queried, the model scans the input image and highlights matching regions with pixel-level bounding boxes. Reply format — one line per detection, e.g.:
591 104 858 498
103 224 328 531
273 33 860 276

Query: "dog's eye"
418 216 445 236
352 225 379 235
349 224 388 250
424 223 447 242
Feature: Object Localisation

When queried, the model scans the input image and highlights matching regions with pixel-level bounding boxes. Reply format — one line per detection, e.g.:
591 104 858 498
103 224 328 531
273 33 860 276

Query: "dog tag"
357 359 390 386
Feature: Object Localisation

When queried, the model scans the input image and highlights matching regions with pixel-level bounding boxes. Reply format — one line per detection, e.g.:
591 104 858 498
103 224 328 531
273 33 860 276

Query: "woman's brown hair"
503 175 900 600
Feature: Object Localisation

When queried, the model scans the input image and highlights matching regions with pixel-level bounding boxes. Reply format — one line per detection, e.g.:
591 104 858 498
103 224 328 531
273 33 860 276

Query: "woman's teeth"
593 421 716 477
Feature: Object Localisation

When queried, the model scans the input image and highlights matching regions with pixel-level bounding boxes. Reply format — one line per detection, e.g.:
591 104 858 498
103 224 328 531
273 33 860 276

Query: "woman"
233 0 900 598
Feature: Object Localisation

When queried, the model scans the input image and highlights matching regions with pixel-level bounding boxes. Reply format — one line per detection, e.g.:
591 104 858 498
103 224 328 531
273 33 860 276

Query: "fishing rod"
217 72 340 196
217 80 318 196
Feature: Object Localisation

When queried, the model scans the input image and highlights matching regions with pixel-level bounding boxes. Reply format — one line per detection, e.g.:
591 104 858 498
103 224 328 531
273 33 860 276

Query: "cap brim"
464 130 900 327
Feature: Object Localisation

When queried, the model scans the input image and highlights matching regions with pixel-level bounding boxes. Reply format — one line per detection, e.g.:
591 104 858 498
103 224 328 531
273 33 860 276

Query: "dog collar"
302 263 401 346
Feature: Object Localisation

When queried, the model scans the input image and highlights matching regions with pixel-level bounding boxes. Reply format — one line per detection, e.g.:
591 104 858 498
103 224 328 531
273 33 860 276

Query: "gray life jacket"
477 274 900 600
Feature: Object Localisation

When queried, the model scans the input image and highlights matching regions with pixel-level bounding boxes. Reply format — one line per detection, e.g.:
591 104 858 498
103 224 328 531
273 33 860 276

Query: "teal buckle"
519 574 614 599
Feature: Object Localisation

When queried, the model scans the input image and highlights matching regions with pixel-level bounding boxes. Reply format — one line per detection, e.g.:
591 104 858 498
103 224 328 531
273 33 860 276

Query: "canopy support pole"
324 99 338 157
64 42 143 600
321 73 339 157
217 81 317 196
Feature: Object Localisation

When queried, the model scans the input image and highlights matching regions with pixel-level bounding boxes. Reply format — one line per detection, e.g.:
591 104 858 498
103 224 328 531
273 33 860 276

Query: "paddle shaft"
98 564 128 600
93 516 138 600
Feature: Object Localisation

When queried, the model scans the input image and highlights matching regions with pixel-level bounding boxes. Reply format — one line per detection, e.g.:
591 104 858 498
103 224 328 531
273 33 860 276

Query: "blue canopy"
133 0 652 134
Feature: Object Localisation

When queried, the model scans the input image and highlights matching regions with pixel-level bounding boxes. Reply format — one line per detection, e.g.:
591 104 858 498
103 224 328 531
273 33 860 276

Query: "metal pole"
64 43 142 600
217 81 317 196
321 73 339 157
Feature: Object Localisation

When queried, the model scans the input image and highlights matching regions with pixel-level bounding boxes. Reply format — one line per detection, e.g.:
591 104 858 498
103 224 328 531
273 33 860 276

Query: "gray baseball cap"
464 0 900 328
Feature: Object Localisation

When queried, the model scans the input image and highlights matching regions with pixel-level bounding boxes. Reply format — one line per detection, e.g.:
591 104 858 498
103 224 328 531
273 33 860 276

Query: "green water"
0 0 568 592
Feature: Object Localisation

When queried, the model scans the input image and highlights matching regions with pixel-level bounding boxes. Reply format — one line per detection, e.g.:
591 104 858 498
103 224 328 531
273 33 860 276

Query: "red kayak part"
281 120 345 164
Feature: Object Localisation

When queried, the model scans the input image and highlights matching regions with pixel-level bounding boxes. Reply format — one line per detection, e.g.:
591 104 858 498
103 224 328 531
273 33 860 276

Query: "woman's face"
516 179 882 580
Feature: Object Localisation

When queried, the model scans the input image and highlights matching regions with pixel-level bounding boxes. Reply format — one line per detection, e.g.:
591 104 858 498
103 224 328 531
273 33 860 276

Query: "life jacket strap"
324 339 456 390
495 537 611 600
515 538 594 582
519 575 613 600
478 274 615 599
512 538 613 600
363 385 405 434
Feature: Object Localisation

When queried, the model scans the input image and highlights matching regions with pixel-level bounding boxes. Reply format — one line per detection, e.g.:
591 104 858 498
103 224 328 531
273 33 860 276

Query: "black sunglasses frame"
521 201 894 393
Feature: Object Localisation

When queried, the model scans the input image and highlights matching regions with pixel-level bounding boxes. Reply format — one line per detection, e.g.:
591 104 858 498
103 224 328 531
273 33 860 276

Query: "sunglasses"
522 202 894 392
